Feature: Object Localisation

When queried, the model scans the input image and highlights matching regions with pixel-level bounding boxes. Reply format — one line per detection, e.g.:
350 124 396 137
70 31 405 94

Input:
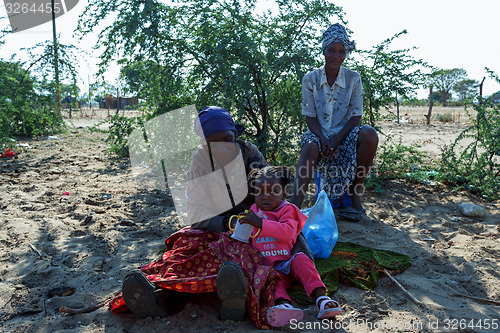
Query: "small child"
238 166 341 327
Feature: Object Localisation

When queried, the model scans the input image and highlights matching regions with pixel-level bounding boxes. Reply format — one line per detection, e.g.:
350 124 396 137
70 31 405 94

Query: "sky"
1 0 499 99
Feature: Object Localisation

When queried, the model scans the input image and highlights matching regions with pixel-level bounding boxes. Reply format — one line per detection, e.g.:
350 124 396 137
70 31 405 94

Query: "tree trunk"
116 87 120 115
368 96 375 127
396 92 400 124
51 0 60 113
88 74 93 117
441 91 448 107
425 86 433 126
479 77 485 106
69 93 72 119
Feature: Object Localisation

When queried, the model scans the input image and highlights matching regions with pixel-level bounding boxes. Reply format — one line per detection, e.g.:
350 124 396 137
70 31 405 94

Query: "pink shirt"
250 201 308 266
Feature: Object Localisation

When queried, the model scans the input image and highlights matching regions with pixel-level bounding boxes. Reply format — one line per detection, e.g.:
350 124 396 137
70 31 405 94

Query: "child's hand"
238 210 263 229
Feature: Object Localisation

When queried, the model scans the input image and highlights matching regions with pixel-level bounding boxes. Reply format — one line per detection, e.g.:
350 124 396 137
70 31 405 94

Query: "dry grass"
68 105 477 125
62 106 144 120
382 105 476 125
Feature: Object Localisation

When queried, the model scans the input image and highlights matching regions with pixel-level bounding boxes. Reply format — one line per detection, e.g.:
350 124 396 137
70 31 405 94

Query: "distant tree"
78 0 344 163
120 61 147 96
431 91 442 103
90 81 113 103
348 30 427 126
61 83 80 97
119 59 191 113
429 68 467 106
21 40 80 107
490 90 500 103
61 83 80 113
454 79 479 101
79 93 89 106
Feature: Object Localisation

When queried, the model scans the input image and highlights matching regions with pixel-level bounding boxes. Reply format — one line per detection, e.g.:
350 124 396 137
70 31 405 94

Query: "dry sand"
0 107 498 332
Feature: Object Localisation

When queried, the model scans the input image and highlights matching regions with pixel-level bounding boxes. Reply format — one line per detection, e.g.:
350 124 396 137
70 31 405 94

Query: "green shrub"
440 98 500 200
435 113 453 123
374 136 428 179
366 135 429 191
0 61 66 144
90 115 145 159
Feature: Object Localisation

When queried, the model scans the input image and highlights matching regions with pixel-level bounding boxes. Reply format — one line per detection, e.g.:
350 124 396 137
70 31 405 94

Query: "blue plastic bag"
301 190 338 259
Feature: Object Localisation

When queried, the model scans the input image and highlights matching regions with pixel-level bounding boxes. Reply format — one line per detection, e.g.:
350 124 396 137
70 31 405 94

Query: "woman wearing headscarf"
187 106 268 231
110 106 313 329
291 23 379 220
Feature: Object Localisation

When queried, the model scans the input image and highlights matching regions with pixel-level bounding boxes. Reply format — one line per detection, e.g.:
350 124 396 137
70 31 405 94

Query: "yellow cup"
228 214 260 243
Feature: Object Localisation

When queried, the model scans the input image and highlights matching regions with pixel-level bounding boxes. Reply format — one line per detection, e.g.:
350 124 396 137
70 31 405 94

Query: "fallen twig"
384 269 424 307
448 292 500 306
28 242 43 259
16 309 43 316
60 300 108 315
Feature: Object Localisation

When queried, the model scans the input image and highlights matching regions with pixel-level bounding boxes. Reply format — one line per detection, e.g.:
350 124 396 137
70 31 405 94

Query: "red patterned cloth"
109 227 279 329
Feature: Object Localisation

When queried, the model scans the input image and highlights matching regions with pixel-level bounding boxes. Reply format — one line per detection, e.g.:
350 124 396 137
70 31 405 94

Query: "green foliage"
429 68 467 107
0 60 65 141
435 113 453 123
91 115 145 159
453 79 478 101
440 96 500 201
431 91 442 103
490 90 500 103
374 136 428 179
366 136 429 191
347 30 427 126
0 37 82 143
61 83 81 101
21 40 81 101
401 98 431 107
78 0 344 163
119 59 193 116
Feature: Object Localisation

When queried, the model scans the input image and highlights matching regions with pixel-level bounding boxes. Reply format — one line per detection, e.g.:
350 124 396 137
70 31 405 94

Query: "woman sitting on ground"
110 106 313 329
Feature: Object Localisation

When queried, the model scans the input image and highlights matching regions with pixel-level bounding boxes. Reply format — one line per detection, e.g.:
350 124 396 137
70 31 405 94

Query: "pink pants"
273 253 325 302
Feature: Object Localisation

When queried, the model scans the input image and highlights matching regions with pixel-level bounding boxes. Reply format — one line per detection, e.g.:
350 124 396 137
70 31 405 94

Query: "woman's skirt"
301 126 362 205
109 227 280 329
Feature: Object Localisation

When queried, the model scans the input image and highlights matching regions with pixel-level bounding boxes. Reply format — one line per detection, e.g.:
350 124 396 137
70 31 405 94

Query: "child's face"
254 177 285 211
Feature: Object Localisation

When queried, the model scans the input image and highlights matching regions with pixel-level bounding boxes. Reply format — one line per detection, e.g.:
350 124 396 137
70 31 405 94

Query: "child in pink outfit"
238 166 341 327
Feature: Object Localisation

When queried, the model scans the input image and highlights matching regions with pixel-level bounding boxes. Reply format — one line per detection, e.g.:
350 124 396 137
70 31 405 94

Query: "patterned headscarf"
321 23 356 56
194 106 245 138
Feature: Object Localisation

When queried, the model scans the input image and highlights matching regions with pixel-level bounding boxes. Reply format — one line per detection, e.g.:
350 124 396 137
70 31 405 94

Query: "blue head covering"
194 106 245 138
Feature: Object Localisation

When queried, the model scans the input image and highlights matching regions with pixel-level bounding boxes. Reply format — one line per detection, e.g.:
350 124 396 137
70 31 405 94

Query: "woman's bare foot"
350 192 363 210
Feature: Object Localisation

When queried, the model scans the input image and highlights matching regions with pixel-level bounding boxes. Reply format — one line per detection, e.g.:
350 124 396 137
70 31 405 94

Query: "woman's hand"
320 137 339 159
238 210 263 229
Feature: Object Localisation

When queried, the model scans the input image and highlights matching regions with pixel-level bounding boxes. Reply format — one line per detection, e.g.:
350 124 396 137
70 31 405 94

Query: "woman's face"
324 42 346 69
254 177 285 211
204 130 238 166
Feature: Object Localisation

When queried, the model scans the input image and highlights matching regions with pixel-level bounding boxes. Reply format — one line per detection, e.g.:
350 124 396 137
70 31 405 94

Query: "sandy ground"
0 107 498 332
